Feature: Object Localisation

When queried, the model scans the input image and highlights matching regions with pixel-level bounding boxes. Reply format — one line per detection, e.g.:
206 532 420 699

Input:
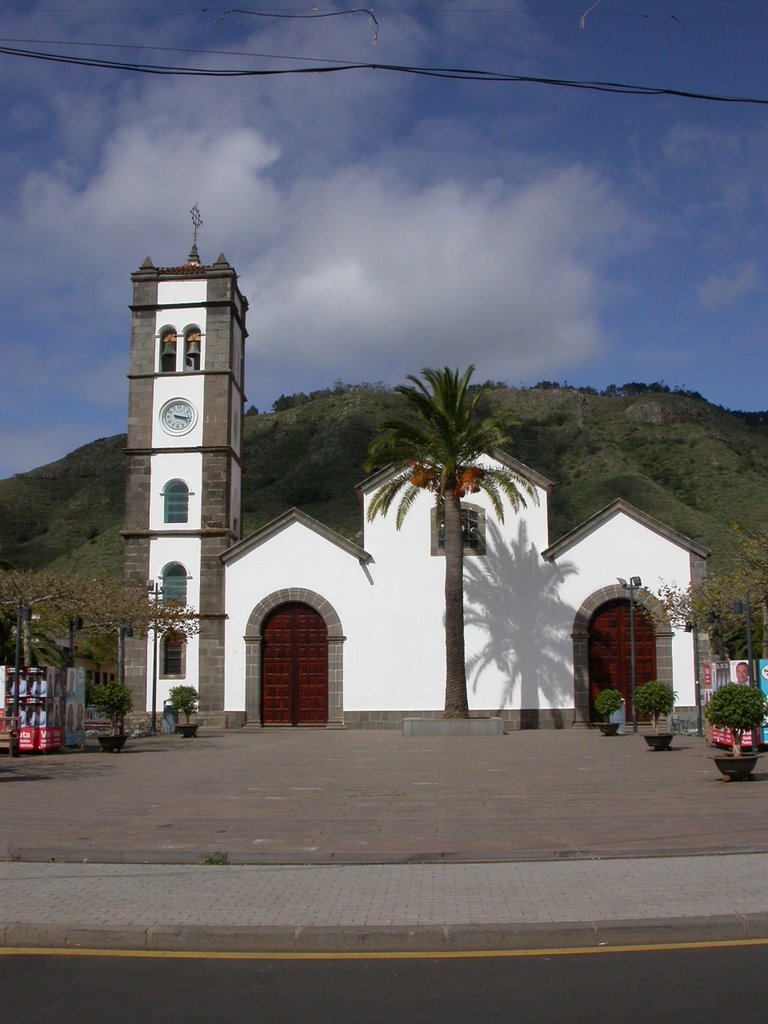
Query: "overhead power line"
1 39 767 105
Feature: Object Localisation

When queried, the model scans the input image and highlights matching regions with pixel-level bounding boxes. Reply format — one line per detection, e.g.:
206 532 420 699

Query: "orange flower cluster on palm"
454 466 484 496
409 462 484 496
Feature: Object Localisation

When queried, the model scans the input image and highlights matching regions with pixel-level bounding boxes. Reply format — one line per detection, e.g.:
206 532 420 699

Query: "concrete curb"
4 914 768 954
7 842 768 866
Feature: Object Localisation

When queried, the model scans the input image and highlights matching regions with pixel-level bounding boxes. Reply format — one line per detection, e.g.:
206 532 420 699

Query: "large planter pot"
97 734 127 753
176 723 199 738
644 733 673 751
710 753 762 782
597 722 620 736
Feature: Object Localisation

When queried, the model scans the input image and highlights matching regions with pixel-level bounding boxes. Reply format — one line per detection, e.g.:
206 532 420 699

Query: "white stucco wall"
148 452 203 532
223 521 372 712
551 510 697 707
221 461 699 719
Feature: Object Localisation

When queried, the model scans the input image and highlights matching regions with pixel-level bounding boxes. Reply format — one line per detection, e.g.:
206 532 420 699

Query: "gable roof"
541 498 710 561
358 448 553 494
222 507 373 566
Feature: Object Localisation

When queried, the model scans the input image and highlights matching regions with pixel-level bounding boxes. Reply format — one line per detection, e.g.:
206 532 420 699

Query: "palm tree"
366 366 534 717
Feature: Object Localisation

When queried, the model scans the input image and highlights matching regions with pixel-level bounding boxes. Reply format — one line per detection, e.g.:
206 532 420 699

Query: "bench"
0 729 18 757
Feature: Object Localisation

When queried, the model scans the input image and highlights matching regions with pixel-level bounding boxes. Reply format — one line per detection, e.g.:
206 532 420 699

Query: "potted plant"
634 681 676 750
705 684 767 781
593 688 624 735
90 681 133 752
168 684 200 738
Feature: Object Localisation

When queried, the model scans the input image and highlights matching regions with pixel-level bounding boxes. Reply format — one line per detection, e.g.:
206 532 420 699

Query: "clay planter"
176 723 199 738
710 753 762 782
643 733 673 751
597 722 620 736
97 734 127 753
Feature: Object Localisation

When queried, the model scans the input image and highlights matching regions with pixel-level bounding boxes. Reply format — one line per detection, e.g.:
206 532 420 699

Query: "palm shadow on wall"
463 520 578 725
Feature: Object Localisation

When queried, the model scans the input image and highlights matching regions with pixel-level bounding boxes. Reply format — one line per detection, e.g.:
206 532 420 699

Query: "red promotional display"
708 660 761 751
1 666 65 753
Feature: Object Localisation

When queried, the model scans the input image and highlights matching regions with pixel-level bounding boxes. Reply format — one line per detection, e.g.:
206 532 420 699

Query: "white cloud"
245 163 629 398
698 262 759 310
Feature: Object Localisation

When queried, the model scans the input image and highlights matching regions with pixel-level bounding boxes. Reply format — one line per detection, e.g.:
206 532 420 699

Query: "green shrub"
634 681 676 734
594 688 623 721
705 684 768 753
90 680 133 735
167 685 199 724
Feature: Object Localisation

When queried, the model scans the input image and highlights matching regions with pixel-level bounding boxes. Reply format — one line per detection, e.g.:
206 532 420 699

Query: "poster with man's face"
730 660 752 686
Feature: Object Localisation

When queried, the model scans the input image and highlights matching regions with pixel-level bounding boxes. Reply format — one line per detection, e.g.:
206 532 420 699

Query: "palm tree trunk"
443 492 469 717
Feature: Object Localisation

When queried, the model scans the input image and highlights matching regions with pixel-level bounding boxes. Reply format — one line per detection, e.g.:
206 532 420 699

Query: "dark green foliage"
593 688 624 721
633 680 676 733
90 680 133 735
705 683 768 752
167 684 199 724
2 384 768 577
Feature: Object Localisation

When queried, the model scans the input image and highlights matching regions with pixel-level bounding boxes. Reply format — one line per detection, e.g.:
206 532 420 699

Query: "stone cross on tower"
188 203 203 264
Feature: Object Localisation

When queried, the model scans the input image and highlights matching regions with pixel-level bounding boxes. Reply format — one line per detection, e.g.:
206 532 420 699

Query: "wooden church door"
261 603 328 726
588 599 657 719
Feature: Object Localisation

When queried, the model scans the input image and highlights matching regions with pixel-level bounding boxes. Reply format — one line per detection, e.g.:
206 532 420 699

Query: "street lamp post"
707 609 725 661
618 576 642 733
117 624 133 689
11 598 28 724
147 580 163 733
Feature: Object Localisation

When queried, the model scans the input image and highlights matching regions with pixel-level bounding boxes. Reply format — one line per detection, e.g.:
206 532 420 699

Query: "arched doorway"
261 602 329 726
588 599 657 719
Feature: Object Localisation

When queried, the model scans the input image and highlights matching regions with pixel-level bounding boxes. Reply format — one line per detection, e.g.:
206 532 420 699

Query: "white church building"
123 248 707 729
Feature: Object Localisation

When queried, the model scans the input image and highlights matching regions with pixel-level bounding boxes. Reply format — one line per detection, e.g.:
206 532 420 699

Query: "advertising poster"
711 659 760 750
760 660 768 746
2 666 63 751
65 666 86 747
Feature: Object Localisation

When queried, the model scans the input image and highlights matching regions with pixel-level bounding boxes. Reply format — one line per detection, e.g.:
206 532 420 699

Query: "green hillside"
1 383 767 578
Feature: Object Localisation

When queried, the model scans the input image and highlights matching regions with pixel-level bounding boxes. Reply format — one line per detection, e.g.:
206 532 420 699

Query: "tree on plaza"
0 568 198 668
365 366 534 718
657 524 768 660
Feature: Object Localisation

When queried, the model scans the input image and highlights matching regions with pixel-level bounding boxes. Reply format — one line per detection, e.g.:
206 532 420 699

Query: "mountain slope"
1 385 766 578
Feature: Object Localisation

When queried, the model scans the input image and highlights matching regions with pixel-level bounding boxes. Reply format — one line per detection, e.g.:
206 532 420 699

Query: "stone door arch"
262 603 328 725
572 585 672 725
244 589 345 727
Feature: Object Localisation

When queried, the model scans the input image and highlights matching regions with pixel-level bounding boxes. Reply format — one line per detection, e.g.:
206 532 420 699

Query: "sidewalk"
2 728 768 952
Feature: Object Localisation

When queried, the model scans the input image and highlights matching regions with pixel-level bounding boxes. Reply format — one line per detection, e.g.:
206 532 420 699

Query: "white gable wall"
552 510 697 707
221 462 699 721
224 521 372 712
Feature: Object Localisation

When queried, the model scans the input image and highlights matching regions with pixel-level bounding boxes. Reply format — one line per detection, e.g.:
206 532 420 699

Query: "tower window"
162 633 185 676
161 562 188 604
163 480 190 524
431 503 486 557
184 328 201 372
160 329 178 373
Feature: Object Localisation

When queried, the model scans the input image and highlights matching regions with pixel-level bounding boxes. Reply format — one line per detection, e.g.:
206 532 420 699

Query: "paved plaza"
2 727 768 951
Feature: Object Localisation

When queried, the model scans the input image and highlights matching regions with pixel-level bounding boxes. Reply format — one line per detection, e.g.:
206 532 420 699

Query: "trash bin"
162 702 177 734
609 700 626 735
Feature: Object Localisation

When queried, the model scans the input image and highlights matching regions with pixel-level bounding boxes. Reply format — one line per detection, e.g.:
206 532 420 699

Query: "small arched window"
162 633 185 676
184 328 201 372
163 480 189 524
160 329 178 373
161 562 188 604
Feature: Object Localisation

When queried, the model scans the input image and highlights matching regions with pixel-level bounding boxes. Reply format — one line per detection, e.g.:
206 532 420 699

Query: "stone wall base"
341 709 575 731
403 717 504 736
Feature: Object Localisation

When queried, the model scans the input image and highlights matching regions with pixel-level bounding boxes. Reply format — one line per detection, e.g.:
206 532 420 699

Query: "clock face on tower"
160 398 197 435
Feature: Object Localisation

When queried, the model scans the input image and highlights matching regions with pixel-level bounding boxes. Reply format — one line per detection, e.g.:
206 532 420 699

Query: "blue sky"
1 2 767 478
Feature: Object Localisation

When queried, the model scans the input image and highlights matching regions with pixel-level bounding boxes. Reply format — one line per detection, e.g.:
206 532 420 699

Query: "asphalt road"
3 943 767 1024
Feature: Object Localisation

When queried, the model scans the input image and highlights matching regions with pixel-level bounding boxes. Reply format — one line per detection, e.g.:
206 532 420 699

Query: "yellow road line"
3 937 768 960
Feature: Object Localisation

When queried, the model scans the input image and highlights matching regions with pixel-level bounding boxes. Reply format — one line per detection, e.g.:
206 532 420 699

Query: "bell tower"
122 237 248 724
